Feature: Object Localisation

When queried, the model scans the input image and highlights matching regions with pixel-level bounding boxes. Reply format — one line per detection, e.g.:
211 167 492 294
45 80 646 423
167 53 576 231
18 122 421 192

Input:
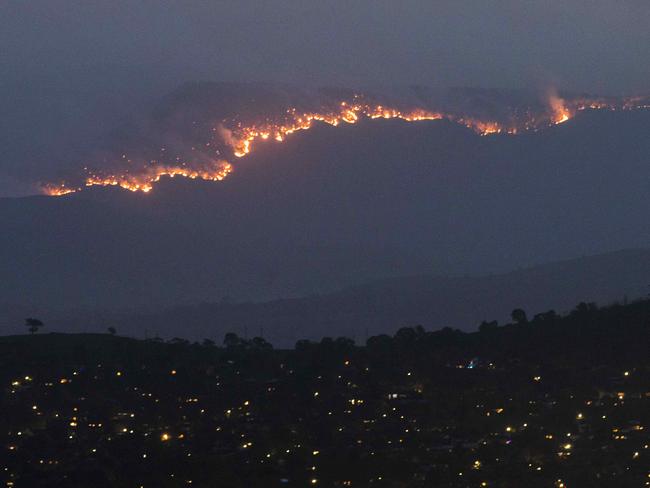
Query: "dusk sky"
3 4 650 486
2 0 650 195
2 0 650 91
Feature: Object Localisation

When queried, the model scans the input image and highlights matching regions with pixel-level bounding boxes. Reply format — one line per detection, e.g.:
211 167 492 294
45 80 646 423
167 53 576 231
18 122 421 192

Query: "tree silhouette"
251 337 273 350
107 327 117 336
532 310 557 324
479 320 499 332
223 332 241 349
25 318 44 335
511 308 528 325
334 337 355 349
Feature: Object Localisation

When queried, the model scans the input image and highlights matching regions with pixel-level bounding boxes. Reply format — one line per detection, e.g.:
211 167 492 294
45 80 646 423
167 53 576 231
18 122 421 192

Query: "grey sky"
2 0 650 92
1 0 649 195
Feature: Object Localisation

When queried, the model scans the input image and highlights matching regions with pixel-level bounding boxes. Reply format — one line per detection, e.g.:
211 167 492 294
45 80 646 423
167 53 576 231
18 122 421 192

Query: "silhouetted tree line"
286 299 649 369
16 298 649 368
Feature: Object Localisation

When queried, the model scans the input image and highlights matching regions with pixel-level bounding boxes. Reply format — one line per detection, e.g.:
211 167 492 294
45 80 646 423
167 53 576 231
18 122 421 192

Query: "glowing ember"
548 92 572 124
41 184 78 197
42 162 232 195
227 102 447 158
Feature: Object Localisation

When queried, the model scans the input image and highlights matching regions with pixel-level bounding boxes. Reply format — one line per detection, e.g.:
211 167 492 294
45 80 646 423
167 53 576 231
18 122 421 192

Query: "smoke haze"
2 1 650 192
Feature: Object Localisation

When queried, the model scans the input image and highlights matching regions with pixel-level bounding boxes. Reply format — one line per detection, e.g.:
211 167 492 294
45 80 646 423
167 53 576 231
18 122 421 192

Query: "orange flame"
42 162 232 196
41 184 78 196
548 92 572 124
40 92 650 196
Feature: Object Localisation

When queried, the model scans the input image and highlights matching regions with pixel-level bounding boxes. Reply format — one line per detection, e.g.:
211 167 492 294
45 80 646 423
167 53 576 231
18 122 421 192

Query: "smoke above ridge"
36 83 650 196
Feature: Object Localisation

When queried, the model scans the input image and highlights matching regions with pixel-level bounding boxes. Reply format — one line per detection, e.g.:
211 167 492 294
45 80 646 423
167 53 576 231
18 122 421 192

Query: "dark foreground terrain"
1 299 649 487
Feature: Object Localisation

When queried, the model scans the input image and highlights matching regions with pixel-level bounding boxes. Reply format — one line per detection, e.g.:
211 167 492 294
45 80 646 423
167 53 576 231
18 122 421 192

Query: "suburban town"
2 300 649 487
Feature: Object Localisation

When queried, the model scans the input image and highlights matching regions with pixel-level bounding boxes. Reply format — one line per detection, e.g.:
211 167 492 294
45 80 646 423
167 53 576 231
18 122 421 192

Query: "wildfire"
548 92 572 124
223 94 585 159
40 91 650 196
42 161 232 195
228 102 448 158
41 184 78 197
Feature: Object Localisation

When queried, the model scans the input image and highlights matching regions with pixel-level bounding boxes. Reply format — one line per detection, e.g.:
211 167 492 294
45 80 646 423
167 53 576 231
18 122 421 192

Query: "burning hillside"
41 84 650 196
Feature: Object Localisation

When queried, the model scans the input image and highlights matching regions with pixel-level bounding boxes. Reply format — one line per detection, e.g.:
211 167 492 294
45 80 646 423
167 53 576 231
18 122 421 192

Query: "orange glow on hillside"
42 162 232 195
548 93 572 124
39 91 650 196
228 102 448 158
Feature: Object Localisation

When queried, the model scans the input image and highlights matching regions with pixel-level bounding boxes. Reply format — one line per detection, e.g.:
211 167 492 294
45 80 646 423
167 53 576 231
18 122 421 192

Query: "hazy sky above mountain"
2 0 650 92
1 0 649 195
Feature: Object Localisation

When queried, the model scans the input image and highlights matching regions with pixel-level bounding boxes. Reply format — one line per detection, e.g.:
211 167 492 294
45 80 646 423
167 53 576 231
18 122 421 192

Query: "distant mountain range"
1 249 649 346
2 82 650 341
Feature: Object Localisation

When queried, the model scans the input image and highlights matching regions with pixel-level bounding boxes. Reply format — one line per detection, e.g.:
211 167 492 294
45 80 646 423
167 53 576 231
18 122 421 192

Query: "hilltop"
2 107 650 312
2 299 649 486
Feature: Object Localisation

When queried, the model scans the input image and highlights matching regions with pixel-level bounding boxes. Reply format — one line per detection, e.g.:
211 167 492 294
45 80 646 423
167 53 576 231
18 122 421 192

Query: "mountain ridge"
3 109 650 307
2 248 649 347
2 90 650 342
